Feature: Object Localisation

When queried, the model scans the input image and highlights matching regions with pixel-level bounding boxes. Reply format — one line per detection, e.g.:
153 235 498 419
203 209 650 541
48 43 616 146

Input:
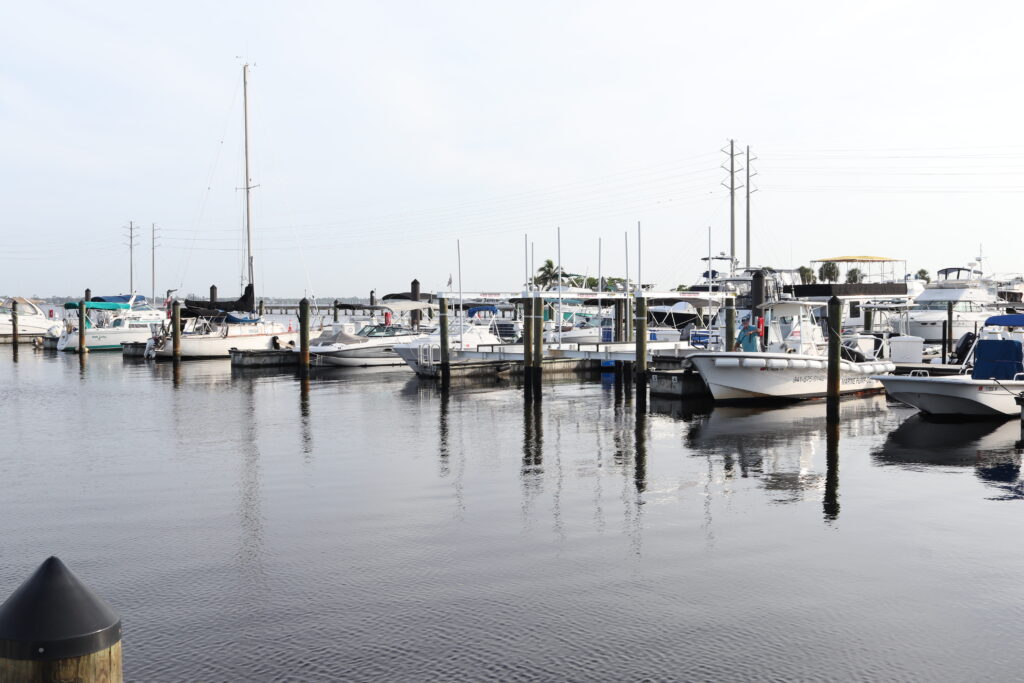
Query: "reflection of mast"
238 377 265 576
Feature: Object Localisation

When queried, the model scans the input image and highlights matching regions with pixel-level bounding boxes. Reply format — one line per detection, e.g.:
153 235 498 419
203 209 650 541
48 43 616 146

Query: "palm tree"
845 268 864 284
535 259 561 290
915 268 931 283
818 262 840 283
797 266 817 285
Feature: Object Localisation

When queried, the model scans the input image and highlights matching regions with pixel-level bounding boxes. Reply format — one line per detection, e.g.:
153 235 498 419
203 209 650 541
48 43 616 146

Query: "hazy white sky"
3 1 1023 299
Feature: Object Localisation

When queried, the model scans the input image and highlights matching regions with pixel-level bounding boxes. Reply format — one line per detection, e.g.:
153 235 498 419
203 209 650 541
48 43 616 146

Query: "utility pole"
721 140 743 276
746 145 757 269
125 221 139 294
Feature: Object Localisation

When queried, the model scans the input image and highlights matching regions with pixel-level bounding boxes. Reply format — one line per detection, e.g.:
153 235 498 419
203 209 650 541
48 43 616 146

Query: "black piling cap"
0 557 121 661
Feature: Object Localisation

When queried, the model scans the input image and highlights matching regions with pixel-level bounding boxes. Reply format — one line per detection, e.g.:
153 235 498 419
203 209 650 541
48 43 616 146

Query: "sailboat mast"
242 63 255 290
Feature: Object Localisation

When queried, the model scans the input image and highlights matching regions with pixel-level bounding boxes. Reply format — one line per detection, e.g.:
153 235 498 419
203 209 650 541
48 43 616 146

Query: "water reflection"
674 396 889 508
873 414 1024 499
522 398 544 494
299 375 312 460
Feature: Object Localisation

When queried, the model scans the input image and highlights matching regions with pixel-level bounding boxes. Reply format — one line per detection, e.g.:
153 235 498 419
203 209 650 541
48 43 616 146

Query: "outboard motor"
953 331 976 364
841 343 866 363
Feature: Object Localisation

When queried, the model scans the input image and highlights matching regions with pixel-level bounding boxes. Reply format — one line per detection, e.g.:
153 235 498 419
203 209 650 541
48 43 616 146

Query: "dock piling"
535 294 544 392
10 299 18 351
946 301 954 359
523 295 534 399
171 300 181 361
258 299 265 318
438 295 451 386
411 279 421 330
941 321 948 365
725 297 736 351
826 295 842 413
332 299 339 323
299 297 310 373
0 556 122 683
635 294 648 408
209 285 217 307
78 301 87 354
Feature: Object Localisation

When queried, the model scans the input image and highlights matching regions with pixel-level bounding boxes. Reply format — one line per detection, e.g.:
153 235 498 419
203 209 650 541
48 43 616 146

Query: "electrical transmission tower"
125 221 139 294
721 140 744 275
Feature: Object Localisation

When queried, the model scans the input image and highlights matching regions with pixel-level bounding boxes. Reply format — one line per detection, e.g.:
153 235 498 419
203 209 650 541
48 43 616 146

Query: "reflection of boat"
874 314 1024 418
0 297 61 341
872 413 1016 467
688 301 894 401
686 395 887 450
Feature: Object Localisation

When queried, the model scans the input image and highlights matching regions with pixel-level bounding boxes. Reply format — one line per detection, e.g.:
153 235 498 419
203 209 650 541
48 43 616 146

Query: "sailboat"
150 64 298 359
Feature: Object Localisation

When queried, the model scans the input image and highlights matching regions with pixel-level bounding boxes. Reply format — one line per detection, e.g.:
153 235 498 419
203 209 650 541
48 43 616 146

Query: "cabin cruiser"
395 316 505 377
907 267 1005 343
874 314 1024 418
307 323 425 367
0 297 61 341
686 301 895 402
57 295 165 352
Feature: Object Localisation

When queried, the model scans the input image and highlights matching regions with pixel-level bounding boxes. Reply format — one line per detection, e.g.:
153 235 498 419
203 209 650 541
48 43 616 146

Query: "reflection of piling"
824 414 840 520
10 299 18 352
0 556 122 682
634 399 647 493
827 295 842 413
299 297 310 373
77 301 87 354
171 300 181 361
438 295 451 386
946 301 954 358
725 297 736 351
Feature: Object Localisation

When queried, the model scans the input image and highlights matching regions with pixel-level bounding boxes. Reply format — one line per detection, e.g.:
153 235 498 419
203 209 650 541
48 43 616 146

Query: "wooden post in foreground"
77 302 87 354
827 295 842 408
0 556 122 683
332 300 339 323
438 295 451 386
299 297 310 373
171 300 181 361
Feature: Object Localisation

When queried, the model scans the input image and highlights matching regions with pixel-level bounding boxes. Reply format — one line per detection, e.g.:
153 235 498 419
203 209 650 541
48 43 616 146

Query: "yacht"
307 322 425 367
1 297 61 341
907 267 1004 343
57 295 164 352
686 300 895 402
395 317 504 377
874 314 1024 418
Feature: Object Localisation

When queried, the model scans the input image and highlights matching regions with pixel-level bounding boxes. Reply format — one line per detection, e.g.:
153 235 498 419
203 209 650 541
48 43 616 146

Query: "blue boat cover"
971 339 1024 380
984 314 1024 327
225 313 261 324
468 305 498 317
91 295 146 304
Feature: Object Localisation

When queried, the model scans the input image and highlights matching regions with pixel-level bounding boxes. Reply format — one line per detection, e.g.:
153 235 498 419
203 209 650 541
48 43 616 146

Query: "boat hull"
874 375 1023 417
154 329 300 359
57 327 157 352
688 353 892 402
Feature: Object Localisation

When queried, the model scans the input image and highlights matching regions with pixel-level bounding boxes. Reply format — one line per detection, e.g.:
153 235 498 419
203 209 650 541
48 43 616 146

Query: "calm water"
2 350 1023 681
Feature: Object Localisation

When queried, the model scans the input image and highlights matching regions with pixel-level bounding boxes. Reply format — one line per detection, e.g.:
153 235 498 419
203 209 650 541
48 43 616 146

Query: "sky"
2 1 1023 299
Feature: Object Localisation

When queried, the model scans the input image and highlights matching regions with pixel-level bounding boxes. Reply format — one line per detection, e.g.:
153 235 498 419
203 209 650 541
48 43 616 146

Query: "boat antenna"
242 63 256 293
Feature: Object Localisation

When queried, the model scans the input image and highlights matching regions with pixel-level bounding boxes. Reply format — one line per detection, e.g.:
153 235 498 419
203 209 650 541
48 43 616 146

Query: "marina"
6 3 1024 680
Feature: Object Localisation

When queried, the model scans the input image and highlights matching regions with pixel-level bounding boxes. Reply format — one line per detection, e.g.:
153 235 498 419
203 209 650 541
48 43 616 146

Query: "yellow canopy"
811 256 903 263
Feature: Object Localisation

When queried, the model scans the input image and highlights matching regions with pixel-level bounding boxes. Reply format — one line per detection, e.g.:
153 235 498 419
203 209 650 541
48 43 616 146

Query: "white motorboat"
874 314 1024 418
907 266 1004 343
395 318 505 377
0 297 61 341
57 295 165 352
687 301 895 402
308 323 425 367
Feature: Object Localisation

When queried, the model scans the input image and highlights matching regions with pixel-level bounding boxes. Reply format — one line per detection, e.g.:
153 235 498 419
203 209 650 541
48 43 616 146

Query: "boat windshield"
913 301 987 312
357 324 408 337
